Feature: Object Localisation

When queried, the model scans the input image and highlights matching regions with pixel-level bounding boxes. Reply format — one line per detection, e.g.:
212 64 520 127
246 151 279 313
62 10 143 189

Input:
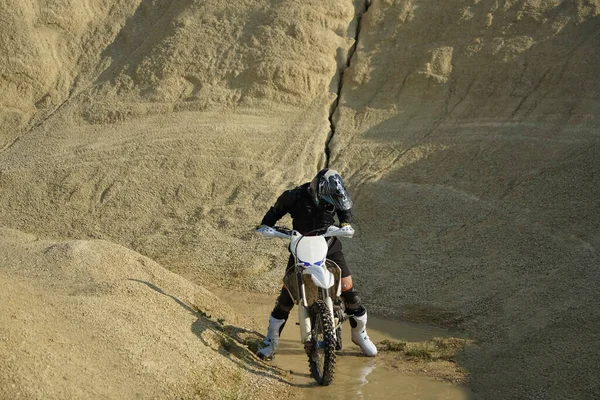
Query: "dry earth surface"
1 0 599 399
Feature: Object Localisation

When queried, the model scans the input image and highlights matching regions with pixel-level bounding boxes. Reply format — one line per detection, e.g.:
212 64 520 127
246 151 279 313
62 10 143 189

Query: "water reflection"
356 363 376 399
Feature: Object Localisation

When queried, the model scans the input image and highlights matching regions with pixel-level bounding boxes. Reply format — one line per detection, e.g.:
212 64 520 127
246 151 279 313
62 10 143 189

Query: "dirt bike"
256 224 355 386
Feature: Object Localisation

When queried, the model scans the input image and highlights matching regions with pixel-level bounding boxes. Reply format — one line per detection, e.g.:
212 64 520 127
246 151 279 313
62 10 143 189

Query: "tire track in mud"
325 0 371 167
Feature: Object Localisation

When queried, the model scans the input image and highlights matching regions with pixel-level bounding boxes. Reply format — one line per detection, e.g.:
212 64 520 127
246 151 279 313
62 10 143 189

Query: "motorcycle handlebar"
257 225 354 239
272 226 293 235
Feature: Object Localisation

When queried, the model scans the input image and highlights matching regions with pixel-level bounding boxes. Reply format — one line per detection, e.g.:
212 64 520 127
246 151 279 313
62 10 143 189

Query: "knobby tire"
307 300 336 386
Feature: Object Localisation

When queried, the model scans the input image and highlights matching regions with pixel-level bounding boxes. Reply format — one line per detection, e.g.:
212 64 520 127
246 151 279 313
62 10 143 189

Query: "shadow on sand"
128 279 296 386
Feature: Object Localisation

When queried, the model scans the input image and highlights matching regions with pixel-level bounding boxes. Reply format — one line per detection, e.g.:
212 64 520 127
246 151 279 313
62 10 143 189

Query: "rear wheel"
335 326 343 351
333 299 345 351
305 300 336 386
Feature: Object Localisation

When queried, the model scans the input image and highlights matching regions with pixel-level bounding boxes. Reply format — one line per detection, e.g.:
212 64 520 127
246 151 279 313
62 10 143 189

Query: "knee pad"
341 288 365 316
271 293 294 320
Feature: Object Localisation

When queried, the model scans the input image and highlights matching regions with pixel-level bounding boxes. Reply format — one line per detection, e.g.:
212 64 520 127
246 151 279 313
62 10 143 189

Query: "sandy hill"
331 2 600 398
0 228 292 399
0 0 599 399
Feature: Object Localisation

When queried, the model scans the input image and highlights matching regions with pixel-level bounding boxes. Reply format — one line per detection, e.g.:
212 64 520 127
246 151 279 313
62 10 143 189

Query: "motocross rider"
255 168 377 360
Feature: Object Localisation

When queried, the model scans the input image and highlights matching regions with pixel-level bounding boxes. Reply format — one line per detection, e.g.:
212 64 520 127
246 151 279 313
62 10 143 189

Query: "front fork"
298 304 311 344
298 287 336 344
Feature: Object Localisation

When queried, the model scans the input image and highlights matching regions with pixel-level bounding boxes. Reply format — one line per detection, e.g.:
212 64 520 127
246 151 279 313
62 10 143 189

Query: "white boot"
256 315 286 360
350 311 377 357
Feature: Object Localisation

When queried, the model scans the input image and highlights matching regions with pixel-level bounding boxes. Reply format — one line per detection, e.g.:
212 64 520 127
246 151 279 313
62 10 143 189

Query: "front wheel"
305 300 336 386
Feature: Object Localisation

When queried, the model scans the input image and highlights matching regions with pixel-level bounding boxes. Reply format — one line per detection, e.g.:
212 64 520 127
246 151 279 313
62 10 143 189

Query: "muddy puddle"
215 290 477 400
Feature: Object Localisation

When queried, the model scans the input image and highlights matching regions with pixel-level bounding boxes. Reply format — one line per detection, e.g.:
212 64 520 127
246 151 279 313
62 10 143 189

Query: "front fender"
303 265 334 289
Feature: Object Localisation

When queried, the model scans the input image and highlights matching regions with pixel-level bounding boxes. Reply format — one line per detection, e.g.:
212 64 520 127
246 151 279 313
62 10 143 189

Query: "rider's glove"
338 223 354 238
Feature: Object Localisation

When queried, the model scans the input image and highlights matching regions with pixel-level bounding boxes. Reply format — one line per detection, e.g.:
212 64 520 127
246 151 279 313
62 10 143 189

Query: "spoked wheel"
305 300 336 386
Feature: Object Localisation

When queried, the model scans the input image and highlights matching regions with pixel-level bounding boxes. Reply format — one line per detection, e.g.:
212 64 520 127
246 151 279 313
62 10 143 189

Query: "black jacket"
261 183 352 235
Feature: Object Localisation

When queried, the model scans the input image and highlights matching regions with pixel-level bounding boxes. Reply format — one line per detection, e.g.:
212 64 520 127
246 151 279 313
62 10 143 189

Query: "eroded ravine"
325 0 371 167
